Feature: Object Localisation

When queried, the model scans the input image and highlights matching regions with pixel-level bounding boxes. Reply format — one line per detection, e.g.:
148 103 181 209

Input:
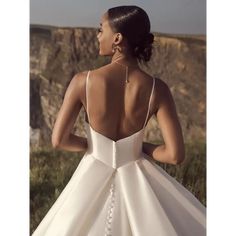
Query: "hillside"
30 25 206 147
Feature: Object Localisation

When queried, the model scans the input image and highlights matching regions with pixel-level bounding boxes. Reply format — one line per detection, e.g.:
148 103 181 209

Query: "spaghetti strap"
142 77 155 129
85 70 91 123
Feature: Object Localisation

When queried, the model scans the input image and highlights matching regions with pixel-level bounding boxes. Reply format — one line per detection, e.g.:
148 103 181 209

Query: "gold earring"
112 43 117 53
112 44 122 53
117 46 122 52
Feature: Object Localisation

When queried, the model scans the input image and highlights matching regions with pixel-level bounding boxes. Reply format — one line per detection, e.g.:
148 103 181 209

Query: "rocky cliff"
30 24 206 148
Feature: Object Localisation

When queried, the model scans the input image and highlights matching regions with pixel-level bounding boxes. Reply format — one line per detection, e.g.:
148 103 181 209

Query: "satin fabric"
32 120 206 236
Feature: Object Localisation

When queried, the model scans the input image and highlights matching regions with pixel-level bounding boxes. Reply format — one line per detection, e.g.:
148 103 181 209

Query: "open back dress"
32 69 206 236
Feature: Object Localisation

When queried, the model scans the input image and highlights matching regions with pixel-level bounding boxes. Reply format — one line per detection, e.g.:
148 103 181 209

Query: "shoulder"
72 70 90 81
154 77 170 94
152 77 173 113
90 64 113 76
72 65 110 84
70 70 92 86
66 70 90 100
142 74 170 96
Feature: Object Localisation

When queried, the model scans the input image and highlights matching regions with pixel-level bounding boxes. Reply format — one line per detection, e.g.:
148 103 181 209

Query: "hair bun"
145 33 154 44
148 33 154 44
139 32 154 46
132 32 154 62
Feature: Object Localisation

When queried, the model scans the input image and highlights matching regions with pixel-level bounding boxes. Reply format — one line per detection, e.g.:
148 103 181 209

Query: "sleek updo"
107 5 154 62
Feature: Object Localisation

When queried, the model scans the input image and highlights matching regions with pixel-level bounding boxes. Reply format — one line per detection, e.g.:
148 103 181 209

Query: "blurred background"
30 0 206 234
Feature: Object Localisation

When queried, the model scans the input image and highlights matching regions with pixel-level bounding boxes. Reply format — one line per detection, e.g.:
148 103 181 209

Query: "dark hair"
107 5 154 62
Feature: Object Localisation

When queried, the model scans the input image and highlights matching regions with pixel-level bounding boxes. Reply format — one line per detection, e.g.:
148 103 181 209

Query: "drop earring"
112 43 121 53
112 43 117 53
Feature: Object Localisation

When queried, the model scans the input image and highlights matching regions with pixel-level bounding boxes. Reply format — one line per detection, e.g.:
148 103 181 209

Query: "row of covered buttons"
104 172 116 236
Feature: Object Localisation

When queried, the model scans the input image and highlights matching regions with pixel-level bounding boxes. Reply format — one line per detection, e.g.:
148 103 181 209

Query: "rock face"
30 25 206 148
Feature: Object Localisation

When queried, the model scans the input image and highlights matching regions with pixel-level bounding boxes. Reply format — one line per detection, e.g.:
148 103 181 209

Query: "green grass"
157 141 206 206
30 148 83 234
30 141 206 234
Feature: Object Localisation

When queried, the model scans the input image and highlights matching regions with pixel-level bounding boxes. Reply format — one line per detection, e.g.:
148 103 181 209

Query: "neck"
111 54 139 67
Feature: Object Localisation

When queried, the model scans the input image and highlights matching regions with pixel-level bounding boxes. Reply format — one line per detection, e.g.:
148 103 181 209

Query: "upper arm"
155 80 185 162
51 72 86 146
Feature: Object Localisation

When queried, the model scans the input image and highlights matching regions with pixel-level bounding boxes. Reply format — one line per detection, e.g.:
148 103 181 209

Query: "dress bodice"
85 121 145 169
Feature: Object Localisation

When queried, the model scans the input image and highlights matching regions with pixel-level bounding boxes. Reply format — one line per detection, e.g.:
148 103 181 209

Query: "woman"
32 5 206 236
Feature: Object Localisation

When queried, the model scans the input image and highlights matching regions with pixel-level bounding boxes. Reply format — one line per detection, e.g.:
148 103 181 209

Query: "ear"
113 33 123 44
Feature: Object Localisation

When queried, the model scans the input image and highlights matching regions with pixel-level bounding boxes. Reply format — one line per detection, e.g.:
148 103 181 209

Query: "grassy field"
30 141 206 234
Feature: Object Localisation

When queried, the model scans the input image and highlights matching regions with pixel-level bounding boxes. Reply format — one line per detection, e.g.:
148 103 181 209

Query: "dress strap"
142 77 155 129
86 70 91 123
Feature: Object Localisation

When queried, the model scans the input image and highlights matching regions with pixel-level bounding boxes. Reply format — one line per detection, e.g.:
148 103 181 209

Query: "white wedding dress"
32 70 206 236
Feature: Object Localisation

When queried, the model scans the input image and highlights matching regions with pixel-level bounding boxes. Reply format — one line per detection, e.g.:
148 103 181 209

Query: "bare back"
84 63 157 142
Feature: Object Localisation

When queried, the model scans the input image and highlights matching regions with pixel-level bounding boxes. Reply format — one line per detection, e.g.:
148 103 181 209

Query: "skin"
51 12 185 165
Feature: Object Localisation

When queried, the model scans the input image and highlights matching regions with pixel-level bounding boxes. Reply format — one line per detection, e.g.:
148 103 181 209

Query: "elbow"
172 157 184 165
52 140 60 149
51 135 60 149
171 150 185 165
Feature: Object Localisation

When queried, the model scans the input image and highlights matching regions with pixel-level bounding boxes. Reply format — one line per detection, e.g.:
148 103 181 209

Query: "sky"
30 0 206 35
